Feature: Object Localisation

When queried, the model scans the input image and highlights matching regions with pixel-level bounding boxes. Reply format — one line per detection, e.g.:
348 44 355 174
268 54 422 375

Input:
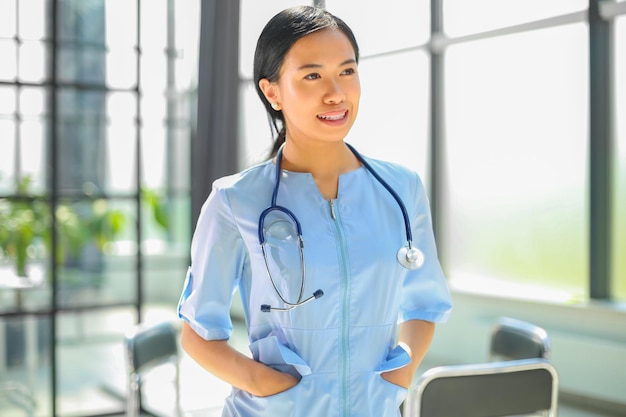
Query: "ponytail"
269 126 286 158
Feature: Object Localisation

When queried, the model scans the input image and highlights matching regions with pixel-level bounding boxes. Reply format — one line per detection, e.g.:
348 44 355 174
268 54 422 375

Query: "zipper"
329 199 337 219
328 199 350 416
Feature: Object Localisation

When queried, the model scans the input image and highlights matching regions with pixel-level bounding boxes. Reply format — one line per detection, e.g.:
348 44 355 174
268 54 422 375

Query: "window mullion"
589 0 614 299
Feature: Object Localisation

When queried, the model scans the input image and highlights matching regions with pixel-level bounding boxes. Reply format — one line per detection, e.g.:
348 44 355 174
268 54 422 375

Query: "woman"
178 6 452 417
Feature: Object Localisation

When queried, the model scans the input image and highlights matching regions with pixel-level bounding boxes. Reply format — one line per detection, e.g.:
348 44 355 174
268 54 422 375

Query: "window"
443 24 589 301
0 1 198 415
348 50 430 181
443 0 587 37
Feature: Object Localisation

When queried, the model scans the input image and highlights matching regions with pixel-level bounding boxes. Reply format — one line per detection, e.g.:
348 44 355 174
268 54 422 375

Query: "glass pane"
57 89 107 194
614 16 626 302
141 52 167 91
0 316 52 417
140 123 165 191
106 49 137 89
239 81 275 168
57 1 107 84
0 86 16 114
20 120 47 190
141 0 167 54
18 0 47 40
443 24 589 301
0 196 49 290
58 90 137 195
0 40 17 81
56 198 136 308
103 0 138 89
142 208 190 302
141 89 170 189
0 0 16 38
105 92 137 193
20 87 47 117
105 125 137 193
443 0 587 37
325 0 430 56
57 0 105 44
239 0 311 79
19 40 47 83
0 121 16 192
169 127 191 190
57 44 107 85
349 50 430 182
174 0 200 90
56 308 135 416
104 0 137 50
169 195 191 248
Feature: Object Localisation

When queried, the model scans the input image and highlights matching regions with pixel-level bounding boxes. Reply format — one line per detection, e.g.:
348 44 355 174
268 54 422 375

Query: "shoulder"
212 160 274 193
199 160 274 220
360 154 424 191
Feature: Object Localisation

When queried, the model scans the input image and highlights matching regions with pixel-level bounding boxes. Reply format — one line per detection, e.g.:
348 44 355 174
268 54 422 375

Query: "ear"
259 78 280 107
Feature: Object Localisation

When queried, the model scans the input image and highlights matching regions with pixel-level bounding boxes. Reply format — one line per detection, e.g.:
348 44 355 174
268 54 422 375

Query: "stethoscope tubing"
257 143 421 312
344 143 413 245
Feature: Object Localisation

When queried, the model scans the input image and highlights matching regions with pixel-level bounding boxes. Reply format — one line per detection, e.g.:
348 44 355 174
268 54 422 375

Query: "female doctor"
178 5 452 417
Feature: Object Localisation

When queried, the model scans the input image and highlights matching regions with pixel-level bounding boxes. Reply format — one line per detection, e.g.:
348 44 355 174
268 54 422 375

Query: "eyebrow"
297 59 357 71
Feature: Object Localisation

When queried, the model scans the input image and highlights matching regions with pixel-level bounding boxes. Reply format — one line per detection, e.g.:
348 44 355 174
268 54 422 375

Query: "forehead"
281 29 356 69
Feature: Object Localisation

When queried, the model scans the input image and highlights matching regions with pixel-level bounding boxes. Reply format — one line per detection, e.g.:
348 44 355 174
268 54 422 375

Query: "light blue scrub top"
178 151 452 417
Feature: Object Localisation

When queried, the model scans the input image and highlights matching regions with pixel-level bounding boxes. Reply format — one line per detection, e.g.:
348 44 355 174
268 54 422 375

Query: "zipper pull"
329 199 336 219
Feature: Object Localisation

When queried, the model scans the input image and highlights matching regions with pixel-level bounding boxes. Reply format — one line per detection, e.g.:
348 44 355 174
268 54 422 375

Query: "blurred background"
0 0 624 416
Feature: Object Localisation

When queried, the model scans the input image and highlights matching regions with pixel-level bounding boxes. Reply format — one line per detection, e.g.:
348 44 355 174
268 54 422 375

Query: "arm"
380 319 435 388
180 321 298 397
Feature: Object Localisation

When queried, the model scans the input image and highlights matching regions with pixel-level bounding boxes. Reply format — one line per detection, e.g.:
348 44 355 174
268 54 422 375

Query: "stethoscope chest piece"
397 244 425 270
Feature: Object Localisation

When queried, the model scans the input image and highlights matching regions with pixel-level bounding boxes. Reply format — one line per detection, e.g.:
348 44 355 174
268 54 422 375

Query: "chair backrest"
404 358 559 417
126 321 178 375
490 316 551 361
125 321 181 417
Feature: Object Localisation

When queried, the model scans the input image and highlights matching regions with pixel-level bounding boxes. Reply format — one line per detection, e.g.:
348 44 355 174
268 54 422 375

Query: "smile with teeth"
317 110 347 121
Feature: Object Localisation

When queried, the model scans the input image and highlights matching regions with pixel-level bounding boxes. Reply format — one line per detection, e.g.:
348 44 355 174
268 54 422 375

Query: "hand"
380 367 413 389
254 368 300 397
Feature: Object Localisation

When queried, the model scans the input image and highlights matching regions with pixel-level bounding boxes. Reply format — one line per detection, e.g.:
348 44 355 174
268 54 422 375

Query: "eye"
341 67 356 76
304 73 321 80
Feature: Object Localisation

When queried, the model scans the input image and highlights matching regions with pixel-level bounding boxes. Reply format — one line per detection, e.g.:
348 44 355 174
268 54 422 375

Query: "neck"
279 140 360 180
278 140 361 200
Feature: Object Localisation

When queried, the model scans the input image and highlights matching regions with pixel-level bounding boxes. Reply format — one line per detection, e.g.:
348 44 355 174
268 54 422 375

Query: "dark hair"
253 6 360 157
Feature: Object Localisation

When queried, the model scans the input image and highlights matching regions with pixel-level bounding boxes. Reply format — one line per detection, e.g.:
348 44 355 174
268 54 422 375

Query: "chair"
125 321 182 417
0 381 37 417
489 316 551 361
404 358 559 417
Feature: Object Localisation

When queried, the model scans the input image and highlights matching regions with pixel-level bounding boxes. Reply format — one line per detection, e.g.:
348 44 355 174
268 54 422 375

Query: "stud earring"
271 102 279 111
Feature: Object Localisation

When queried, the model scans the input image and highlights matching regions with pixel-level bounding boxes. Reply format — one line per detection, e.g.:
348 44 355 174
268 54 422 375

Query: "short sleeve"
177 184 247 340
399 173 452 324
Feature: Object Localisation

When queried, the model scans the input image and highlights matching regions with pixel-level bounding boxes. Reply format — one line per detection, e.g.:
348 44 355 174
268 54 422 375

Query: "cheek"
279 81 314 103
349 86 361 111
347 79 361 101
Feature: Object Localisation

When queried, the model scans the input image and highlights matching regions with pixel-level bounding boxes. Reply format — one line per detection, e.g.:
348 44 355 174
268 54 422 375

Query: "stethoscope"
258 143 425 312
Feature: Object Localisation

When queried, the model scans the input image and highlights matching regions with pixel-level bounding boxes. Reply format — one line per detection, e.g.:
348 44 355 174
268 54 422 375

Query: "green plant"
142 187 169 231
0 177 127 277
0 177 49 277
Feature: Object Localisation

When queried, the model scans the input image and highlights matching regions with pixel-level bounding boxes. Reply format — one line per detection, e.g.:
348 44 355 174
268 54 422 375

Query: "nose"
323 77 346 105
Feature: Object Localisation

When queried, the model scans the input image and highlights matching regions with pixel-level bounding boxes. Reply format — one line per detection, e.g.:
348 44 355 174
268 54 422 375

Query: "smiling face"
260 28 361 147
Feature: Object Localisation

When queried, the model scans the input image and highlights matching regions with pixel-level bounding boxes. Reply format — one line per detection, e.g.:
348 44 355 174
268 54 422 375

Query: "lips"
317 110 348 121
